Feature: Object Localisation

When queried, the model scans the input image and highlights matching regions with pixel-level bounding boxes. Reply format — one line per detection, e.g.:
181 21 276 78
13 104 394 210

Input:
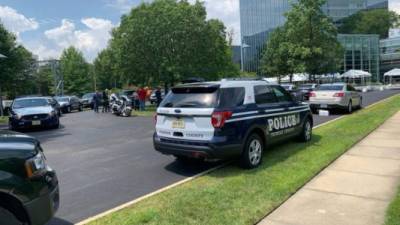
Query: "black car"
55 96 83 113
81 93 96 109
45 97 62 117
0 130 59 225
298 84 319 101
9 97 60 130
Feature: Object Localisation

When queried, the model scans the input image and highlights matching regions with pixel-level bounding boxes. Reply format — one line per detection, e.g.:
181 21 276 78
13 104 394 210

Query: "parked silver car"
309 83 362 113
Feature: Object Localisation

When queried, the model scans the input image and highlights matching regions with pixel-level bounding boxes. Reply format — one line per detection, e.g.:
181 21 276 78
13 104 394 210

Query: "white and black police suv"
153 79 313 169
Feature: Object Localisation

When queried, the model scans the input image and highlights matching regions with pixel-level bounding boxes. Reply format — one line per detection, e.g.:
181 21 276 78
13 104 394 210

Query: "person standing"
155 87 162 107
93 91 100 113
138 87 146 111
132 90 139 111
102 90 109 113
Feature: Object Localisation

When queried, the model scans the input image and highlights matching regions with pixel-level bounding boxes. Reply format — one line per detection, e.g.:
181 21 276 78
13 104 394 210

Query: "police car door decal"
267 114 300 137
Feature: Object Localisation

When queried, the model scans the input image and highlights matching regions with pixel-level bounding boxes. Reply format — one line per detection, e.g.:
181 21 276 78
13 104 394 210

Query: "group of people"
91 87 163 113
92 90 110 113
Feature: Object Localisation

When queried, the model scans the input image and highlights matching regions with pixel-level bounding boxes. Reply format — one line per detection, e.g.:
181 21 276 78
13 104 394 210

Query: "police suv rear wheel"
299 119 312 142
240 133 264 169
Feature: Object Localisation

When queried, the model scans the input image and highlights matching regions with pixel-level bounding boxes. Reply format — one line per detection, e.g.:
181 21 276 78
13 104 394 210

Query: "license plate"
320 104 328 109
32 120 41 126
172 119 185 129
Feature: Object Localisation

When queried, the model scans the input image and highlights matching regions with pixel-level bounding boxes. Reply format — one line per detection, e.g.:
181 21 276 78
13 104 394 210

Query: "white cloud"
107 0 241 44
0 5 39 36
40 18 114 61
199 0 241 45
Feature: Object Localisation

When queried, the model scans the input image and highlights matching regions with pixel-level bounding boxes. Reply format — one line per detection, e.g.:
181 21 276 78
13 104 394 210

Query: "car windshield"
82 93 94 99
13 98 50 109
55 97 69 102
160 86 218 108
318 85 344 91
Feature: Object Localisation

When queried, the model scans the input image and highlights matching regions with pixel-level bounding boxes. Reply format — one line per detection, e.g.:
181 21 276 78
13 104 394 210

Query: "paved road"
18 89 398 225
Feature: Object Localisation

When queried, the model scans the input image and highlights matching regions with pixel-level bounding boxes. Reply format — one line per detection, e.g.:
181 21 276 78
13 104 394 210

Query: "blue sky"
0 0 239 61
0 0 398 62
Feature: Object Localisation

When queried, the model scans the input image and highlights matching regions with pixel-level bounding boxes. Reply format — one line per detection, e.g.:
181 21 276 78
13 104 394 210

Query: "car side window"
254 85 277 105
219 87 245 108
272 86 293 102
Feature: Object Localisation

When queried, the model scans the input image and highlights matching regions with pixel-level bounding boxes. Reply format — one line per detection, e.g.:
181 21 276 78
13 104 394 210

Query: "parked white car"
309 83 362 114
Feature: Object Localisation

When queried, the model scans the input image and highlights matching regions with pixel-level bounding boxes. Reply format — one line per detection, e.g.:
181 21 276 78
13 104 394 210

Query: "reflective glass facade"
380 37 400 78
240 0 388 75
338 34 381 81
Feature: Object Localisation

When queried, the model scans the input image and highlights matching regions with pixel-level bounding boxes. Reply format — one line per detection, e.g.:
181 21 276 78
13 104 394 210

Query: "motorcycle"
110 94 132 117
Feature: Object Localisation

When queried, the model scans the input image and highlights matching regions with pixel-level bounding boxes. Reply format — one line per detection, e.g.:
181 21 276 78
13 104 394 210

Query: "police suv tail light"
309 92 316 98
333 92 345 97
211 111 232 128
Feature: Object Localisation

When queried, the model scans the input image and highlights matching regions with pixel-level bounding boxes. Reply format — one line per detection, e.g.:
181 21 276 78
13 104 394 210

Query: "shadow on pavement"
46 217 74 225
164 158 222 177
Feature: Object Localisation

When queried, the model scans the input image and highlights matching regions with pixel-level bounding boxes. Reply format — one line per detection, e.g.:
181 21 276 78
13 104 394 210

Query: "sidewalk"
259 112 400 225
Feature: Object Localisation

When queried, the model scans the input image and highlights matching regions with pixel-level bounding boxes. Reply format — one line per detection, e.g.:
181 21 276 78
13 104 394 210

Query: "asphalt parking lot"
12 89 399 225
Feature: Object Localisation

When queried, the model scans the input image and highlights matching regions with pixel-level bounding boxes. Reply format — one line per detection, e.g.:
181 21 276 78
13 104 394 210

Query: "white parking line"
75 93 400 225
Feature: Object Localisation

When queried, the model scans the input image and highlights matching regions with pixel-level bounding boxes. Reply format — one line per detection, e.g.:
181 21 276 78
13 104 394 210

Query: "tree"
265 0 343 80
93 48 120 90
60 47 91 95
260 27 304 82
0 22 37 115
106 0 238 88
339 9 400 39
35 65 54 96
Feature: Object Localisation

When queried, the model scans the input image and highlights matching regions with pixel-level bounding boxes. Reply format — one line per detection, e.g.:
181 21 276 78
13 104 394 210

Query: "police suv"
153 79 313 169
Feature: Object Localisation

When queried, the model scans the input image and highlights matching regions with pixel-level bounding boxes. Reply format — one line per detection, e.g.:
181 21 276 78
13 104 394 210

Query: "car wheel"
347 101 353 114
240 133 264 169
58 109 62 117
0 206 26 225
79 105 83 112
299 118 312 142
67 106 72 113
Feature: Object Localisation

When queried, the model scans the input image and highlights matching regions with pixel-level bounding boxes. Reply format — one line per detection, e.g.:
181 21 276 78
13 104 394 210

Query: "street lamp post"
241 43 250 72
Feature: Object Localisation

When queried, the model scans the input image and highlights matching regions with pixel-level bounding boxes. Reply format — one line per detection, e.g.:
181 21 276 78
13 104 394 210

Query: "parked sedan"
55 96 83 113
9 97 60 130
81 93 96 109
309 83 362 113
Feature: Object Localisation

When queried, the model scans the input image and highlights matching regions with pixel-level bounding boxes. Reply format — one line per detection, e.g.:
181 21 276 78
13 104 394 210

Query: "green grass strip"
0 116 7 125
385 185 400 225
90 95 400 225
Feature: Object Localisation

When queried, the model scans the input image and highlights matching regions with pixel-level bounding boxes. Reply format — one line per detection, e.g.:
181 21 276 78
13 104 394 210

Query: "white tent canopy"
384 68 400 77
281 73 309 82
340 70 372 79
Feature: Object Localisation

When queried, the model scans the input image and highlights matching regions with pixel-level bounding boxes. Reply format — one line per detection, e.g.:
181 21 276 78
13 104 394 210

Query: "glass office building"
240 0 388 75
380 37 400 79
338 34 381 81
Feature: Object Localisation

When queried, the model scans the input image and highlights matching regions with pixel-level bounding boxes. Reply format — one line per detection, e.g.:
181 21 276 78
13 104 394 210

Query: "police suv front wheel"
240 133 264 169
299 119 312 142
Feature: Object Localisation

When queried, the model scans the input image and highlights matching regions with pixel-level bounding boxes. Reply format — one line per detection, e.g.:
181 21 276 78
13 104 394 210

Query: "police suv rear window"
161 86 218 108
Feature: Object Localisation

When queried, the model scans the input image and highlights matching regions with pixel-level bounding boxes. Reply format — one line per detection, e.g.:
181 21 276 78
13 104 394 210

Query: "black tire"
347 100 353 114
79 105 83 112
8 122 15 131
58 109 62 117
0 206 26 225
240 133 264 169
298 118 312 142
67 106 72 113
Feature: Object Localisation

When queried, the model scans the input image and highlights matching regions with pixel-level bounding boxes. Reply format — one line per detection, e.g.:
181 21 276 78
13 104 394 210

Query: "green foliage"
0 22 37 99
261 0 343 80
339 9 400 39
35 65 54 96
94 48 120 90
60 47 92 95
98 0 238 88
